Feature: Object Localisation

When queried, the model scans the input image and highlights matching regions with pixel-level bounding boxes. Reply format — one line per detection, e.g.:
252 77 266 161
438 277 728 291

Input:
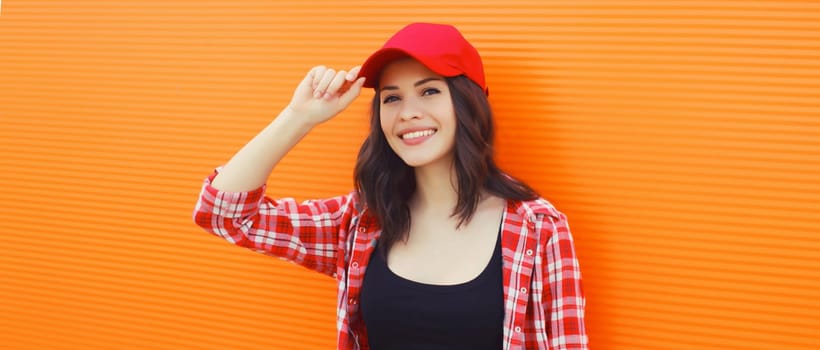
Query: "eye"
422 88 441 96
382 95 399 104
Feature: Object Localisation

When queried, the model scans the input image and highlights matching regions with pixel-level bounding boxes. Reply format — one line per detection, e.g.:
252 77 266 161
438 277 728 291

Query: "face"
378 58 457 168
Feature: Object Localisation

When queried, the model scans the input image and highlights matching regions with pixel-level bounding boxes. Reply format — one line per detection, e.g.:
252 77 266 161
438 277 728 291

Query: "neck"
411 157 459 214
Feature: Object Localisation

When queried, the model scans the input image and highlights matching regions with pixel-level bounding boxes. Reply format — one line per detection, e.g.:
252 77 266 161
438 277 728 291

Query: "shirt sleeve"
544 212 589 349
192 167 353 277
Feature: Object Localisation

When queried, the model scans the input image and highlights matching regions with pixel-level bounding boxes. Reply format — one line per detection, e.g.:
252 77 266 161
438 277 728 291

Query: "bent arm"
194 65 366 274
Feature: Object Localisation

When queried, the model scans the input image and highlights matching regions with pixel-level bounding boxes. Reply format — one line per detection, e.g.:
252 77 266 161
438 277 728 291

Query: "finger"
310 65 326 89
324 70 350 99
295 66 317 89
303 65 327 90
314 68 336 98
338 77 366 106
346 65 362 80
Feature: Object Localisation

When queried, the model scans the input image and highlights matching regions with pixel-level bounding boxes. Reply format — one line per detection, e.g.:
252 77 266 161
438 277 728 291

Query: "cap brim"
359 48 413 89
359 48 462 89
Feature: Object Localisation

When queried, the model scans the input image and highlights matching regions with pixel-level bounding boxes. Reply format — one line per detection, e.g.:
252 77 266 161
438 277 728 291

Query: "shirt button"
358 227 366 233
525 249 533 256
349 298 357 305
351 261 359 269
514 326 522 333
520 287 527 294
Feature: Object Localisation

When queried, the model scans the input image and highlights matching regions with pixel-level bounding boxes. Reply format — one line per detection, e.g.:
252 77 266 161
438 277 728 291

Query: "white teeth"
401 129 436 140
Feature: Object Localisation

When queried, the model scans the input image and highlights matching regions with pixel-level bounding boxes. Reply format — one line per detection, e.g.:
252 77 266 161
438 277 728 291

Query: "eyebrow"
380 77 442 92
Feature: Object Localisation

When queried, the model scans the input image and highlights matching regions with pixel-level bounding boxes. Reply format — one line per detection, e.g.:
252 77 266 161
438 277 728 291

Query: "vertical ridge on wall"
1 1 819 349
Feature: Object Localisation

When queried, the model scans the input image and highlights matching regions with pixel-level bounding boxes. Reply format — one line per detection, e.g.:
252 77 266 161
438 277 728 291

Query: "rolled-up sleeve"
193 167 353 277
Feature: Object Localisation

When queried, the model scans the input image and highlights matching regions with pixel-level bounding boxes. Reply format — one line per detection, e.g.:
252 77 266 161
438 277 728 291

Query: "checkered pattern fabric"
194 168 588 349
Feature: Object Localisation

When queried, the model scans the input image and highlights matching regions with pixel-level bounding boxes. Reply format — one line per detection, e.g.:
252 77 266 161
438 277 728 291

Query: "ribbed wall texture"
2 1 819 349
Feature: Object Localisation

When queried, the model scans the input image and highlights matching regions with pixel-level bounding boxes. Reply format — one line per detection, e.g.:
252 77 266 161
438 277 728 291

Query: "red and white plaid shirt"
194 168 588 349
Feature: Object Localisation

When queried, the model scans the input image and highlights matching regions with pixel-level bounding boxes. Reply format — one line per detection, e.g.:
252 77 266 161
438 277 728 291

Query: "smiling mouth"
400 129 437 140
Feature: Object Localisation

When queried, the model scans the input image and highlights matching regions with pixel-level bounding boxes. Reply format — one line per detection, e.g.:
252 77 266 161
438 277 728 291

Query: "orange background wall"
2 1 819 349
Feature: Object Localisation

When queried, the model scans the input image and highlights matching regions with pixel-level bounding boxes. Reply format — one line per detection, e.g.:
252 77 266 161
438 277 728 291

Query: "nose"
399 96 423 121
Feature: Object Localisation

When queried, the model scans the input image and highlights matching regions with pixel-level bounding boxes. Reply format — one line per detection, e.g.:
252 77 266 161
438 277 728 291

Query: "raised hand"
286 65 366 127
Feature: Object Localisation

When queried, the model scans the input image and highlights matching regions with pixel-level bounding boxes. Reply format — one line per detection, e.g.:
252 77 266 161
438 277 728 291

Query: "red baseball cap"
360 23 488 94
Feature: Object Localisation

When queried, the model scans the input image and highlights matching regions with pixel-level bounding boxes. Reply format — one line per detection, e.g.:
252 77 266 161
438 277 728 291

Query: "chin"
396 151 452 169
398 155 432 168
388 141 454 169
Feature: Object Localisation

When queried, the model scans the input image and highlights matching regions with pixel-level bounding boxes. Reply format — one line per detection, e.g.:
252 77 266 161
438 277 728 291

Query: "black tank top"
359 228 504 350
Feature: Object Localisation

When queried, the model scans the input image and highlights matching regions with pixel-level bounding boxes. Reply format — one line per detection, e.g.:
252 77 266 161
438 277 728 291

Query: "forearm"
210 108 314 192
209 65 364 192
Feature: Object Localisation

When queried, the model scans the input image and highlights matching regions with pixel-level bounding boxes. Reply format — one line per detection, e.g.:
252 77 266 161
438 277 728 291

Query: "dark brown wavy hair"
354 75 538 253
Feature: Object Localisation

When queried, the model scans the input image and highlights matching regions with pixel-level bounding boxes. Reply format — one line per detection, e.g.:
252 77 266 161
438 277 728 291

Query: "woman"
194 23 587 350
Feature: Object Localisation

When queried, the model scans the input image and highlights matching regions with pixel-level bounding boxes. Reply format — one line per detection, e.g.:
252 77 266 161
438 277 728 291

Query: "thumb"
338 77 366 107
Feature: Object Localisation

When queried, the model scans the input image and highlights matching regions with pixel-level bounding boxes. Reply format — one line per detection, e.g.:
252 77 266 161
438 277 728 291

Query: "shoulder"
334 190 366 220
510 196 573 242
345 190 378 227
511 196 564 222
